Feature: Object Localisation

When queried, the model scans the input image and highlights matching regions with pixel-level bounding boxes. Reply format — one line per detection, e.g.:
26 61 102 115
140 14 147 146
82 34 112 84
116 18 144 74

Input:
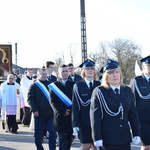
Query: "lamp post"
80 0 87 62
15 43 17 73
8 42 18 73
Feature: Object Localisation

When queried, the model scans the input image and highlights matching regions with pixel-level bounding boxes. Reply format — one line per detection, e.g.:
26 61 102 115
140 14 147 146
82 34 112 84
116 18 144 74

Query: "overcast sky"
0 0 150 68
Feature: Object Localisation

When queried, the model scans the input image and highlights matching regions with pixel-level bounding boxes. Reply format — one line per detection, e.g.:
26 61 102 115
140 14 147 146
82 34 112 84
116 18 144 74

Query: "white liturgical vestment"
0 81 25 122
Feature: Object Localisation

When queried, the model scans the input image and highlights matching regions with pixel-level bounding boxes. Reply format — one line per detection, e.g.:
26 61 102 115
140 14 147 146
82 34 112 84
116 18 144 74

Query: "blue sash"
35 81 50 103
48 83 72 107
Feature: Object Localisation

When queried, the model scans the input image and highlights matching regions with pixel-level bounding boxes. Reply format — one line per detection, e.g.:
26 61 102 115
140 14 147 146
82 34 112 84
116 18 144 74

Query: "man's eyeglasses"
68 67 74 70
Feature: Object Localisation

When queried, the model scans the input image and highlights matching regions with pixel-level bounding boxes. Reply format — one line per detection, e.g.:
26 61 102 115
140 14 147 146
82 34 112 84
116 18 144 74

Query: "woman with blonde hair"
72 59 100 150
90 59 140 150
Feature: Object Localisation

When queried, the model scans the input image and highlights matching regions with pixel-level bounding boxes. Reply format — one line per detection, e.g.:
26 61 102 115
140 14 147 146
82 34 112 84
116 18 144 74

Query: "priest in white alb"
0 74 25 134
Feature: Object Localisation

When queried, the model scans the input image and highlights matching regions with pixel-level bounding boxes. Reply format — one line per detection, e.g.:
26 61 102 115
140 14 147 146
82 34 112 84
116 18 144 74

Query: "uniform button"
120 125 122 127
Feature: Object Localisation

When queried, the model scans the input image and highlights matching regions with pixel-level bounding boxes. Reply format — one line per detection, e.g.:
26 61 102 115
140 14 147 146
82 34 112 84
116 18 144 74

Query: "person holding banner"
130 55 150 150
28 68 56 150
49 64 74 150
72 59 100 150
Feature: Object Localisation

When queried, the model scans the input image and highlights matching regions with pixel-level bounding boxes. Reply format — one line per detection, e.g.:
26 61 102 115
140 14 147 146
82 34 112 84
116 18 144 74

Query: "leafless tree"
88 41 109 80
88 38 142 84
68 43 77 64
109 38 142 84
54 51 65 75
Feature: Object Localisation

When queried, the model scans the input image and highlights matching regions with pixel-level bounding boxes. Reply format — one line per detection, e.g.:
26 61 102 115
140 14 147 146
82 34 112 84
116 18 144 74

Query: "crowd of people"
0 55 150 150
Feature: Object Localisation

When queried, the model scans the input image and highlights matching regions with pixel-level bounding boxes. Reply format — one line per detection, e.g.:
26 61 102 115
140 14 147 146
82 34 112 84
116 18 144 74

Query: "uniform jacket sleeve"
127 87 140 137
90 87 103 141
72 83 80 127
27 84 38 112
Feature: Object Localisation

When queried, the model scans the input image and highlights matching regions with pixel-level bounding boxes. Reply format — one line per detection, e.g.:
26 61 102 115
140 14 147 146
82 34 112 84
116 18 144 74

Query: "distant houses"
12 64 38 75
0 64 38 84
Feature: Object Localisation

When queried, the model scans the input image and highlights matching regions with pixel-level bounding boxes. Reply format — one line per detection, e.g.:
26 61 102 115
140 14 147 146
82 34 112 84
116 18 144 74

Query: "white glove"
73 127 79 135
132 136 141 144
94 140 103 147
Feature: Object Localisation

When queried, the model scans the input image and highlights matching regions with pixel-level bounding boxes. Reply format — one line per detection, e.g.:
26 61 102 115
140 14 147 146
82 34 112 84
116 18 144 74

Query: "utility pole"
80 0 87 62
15 43 17 73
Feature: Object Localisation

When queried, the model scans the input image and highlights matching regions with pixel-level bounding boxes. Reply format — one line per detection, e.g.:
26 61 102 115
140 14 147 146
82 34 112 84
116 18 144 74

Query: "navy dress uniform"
130 55 150 146
50 75 75 150
72 59 100 144
68 74 83 82
90 59 140 150
47 74 57 83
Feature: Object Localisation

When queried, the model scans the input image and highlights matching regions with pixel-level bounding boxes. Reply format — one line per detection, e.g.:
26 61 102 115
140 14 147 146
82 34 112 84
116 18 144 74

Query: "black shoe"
11 131 18 134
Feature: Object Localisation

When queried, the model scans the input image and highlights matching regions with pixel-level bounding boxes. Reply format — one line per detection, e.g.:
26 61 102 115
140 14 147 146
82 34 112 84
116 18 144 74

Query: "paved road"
0 117 141 150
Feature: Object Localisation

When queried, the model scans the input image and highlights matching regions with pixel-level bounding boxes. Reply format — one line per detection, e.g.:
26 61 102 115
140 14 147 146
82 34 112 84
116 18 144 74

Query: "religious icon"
0 45 12 80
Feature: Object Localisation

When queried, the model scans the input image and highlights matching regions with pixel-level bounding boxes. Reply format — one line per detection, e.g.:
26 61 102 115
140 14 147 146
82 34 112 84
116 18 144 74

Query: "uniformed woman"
90 59 140 150
72 59 100 150
130 55 150 150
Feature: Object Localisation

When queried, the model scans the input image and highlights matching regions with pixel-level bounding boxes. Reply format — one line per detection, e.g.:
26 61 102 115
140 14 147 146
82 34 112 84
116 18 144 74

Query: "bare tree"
88 38 142 83
54 51 65 76
68 43 77 64
108 38 142 84
88 41 109 80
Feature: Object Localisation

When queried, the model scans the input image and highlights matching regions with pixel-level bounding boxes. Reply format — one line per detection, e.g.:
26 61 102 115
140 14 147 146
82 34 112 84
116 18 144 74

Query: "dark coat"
72 80 100 128
90 85 140 145
50 80 74 132
130 75 150 122
68 74 83 83
27 80 53 118
47 74 57 83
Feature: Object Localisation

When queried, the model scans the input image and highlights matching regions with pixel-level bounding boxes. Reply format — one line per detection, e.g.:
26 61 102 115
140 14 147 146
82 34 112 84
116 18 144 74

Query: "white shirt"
20 76 34 106
144 74 150 82
110 84 120 94
85 78 93 89
61 79 67 86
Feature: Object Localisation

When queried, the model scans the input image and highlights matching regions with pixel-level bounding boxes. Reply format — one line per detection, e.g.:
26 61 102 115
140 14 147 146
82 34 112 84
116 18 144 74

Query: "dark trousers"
42 124 47 137
6 115 18 132
20 108 23 122
99 143 131 150
34 116 56 150
58 132 72 150
140 121 150 145
22 107 31 125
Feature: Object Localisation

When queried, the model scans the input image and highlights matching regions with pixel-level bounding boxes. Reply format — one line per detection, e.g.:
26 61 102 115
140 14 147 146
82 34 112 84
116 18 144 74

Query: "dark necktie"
89 82 93 93
48 76 51 81
114 88 119 95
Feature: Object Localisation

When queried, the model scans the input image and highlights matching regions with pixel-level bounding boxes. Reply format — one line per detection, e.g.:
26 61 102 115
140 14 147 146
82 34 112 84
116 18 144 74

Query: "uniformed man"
67 63 83 82
130 55 150 150
49 64 74 150
28 68 56 150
